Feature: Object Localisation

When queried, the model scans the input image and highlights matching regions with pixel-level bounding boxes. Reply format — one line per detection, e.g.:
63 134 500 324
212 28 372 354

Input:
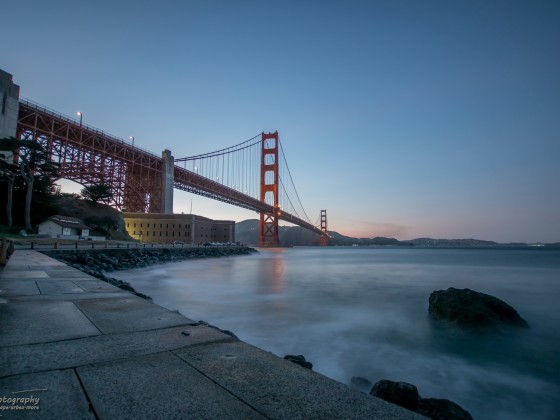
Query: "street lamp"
76 111 83 126
129 136 135 148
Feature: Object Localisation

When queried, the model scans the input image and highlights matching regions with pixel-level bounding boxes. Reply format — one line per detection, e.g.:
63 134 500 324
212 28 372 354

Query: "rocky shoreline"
42 246 258 299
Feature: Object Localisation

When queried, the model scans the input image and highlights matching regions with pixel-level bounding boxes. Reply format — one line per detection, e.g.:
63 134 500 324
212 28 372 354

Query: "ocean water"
111 247 560 420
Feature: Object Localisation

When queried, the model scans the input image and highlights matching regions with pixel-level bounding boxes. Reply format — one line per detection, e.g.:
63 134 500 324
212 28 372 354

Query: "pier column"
161 149 174 214
0 69 20 139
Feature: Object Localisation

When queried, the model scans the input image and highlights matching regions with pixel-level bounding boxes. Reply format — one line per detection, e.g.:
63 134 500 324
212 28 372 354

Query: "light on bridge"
129 136 135 148
76 111 83 126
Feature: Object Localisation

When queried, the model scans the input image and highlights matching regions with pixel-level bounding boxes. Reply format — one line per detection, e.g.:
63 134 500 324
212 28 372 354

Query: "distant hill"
235 219 540 248
235 219 413 247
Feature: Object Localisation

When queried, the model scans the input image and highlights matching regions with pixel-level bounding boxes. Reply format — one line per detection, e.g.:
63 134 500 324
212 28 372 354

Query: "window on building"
166 231 168 236
133 231 136 235
160 231 162 236
166 224 169 228
140 223 143 228
134 223 136 228
147 231 149 237
127 223 129 227
160 224 162 228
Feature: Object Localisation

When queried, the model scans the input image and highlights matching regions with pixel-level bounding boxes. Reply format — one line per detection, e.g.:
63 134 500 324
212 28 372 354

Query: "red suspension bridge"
15 98 329 246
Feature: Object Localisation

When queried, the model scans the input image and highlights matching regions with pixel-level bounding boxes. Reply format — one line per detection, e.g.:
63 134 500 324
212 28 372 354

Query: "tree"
1 138 58 231
81 183 113 205
0 137 20 227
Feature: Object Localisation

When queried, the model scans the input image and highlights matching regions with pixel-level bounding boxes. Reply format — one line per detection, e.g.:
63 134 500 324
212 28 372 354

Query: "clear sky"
2 0 559 242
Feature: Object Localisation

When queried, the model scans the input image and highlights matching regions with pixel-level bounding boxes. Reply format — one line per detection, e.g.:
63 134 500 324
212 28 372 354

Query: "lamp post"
129 136 135 148
76 111 83 126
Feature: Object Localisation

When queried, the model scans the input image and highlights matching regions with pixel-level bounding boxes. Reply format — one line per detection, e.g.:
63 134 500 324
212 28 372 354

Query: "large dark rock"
417 398 474 420
283 355 313 370
370 380 420 411
428 287 528 329
371 379 474 419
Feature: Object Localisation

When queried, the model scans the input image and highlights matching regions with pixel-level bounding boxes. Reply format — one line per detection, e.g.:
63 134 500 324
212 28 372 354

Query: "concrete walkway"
0 250 425 419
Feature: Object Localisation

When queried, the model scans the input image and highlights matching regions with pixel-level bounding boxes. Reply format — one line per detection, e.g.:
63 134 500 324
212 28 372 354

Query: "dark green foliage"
1 137 59 229
81 183 113 204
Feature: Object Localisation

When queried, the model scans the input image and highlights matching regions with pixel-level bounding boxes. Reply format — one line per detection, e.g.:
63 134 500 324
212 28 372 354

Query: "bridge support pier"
259 132 280 247
161 149 174 214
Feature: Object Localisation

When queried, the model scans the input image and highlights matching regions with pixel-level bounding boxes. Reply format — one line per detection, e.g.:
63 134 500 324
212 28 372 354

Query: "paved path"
0 250 425 419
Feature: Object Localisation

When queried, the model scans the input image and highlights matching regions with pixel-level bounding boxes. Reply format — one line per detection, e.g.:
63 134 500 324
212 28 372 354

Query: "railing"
9 239 243 251
18 97 160 159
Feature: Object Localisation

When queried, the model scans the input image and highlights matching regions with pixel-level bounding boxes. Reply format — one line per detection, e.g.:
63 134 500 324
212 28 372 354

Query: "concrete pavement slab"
35 281 86 295
0 281 40 296
0 301 101 347
0 271 49 279
0 369 94 419
174 341 426 419
76 351 265 419
4 292 132 303
42 269 96 279
74 296 194 334
71 280 122 293
0 325 234 378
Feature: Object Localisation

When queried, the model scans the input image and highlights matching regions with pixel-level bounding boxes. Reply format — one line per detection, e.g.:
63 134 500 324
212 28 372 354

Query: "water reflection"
256 248 285 294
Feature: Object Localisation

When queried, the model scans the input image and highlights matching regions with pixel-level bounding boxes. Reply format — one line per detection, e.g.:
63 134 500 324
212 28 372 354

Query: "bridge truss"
15 98 328 245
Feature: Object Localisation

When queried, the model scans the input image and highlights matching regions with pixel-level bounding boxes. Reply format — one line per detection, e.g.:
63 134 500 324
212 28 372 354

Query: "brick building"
123 213 235 245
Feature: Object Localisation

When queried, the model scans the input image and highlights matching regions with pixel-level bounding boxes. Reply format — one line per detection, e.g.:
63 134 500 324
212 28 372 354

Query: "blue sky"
2 0 559 242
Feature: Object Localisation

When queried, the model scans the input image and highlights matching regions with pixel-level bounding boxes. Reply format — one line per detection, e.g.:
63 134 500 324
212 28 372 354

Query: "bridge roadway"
0 250 424 419
17 99 325 237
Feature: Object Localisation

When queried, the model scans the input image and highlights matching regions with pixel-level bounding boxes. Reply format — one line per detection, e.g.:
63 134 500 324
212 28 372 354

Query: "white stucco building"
38 215 91 239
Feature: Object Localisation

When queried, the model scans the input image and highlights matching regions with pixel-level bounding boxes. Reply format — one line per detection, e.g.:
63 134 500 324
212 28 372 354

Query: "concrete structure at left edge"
0 69 20 139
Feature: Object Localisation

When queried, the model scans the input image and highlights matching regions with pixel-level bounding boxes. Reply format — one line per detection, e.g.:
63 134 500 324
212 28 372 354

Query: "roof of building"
123 212 233 223
41 215 91 230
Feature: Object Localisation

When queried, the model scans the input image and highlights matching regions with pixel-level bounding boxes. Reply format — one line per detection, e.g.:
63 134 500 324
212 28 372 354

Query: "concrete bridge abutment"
0 69 20 140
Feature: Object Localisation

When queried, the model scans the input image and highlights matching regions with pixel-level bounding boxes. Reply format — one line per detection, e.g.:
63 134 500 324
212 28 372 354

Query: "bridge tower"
319 209 329 246
259 131 280 247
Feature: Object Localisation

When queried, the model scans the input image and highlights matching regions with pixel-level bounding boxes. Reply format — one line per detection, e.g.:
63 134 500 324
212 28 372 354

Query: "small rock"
370 380 420 411
350 376 373 393
417 398 474 420
284 354 313 370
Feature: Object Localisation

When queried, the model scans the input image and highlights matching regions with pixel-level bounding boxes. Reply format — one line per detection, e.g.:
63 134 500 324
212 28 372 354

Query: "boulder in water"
370 380 419 411
428 287 529 329
370 379 474 419
417 398 474 420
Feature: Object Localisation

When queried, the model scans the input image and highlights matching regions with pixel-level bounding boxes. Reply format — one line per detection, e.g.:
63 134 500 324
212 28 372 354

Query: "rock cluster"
428 287 529 329
370 380 473 420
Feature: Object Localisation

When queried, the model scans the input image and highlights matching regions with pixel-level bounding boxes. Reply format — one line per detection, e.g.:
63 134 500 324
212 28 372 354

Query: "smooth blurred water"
112 247 560 420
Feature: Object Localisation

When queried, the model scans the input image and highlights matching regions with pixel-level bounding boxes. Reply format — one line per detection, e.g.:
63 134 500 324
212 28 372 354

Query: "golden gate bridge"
15 98 329 246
